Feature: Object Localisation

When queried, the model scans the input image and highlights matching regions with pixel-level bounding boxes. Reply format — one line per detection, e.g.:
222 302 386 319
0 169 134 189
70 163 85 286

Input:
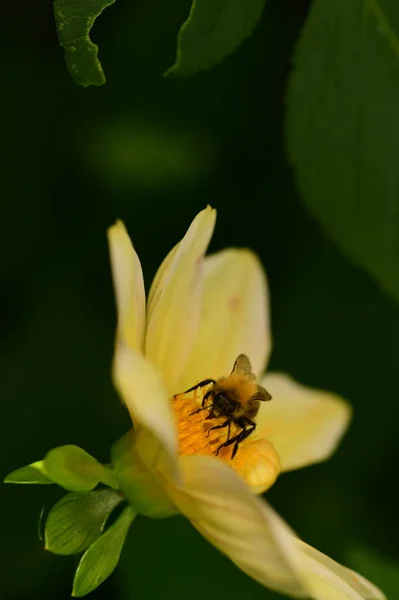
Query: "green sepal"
45 488 123 555
44 445 118 492
111 432 177 519
4 461 52 484
72 505 136 597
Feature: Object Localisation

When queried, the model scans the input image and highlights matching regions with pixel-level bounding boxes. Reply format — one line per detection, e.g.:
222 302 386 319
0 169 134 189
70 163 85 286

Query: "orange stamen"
172 392 236 461
172 390 281 492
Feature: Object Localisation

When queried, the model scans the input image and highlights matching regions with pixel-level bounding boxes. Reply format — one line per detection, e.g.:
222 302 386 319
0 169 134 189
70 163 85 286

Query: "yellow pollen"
172 392 237 460
172 390 281 493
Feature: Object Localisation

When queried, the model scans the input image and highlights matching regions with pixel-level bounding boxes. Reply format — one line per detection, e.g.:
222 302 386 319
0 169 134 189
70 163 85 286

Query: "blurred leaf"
86 115 217 191
44 445 118 492
53 0 116 86
45 489 123 555
72 505 136 597
4 461 52 484
166 0 265 76
286 0 399 302
348 545 395 599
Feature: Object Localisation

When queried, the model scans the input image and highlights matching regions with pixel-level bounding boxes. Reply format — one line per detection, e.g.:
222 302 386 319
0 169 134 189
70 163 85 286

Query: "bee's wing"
231 354 256 380
252 384 272 402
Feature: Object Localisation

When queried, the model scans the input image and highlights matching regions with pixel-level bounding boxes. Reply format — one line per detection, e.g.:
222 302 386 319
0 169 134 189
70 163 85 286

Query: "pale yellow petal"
107 221 146 352
147 242 179 321
166 454 307 598
257 373 351 472
112 342 178 481
344 570 386 600
296 541 386 600
145 207 216 393
178 248 270 391
232 438 281 494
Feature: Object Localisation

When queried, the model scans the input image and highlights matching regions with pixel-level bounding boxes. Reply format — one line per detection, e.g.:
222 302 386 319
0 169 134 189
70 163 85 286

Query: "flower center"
172 391 239 460
172 389 281 493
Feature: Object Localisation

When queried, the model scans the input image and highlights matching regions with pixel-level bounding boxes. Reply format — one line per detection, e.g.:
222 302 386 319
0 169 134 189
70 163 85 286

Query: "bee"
182 354 272 459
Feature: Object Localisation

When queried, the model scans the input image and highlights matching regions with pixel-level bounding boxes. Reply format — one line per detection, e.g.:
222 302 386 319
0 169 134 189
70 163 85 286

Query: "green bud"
111 432 177 519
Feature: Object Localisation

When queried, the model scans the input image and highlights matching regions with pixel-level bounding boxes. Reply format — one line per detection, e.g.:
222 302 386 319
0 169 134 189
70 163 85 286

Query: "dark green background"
1 1 397 599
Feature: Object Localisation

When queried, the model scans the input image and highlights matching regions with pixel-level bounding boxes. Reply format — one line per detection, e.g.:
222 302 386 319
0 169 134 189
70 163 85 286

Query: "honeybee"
183 354 272 459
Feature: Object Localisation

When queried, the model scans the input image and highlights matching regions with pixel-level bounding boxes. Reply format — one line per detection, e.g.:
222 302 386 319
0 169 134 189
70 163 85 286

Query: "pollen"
172 391 281 493
172 392 233 459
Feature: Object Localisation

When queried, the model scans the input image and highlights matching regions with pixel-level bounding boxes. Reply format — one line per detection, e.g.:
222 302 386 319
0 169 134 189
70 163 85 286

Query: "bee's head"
210 392 235 417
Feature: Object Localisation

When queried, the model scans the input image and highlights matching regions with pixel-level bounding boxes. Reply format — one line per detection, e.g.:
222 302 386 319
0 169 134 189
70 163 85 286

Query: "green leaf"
286 0 399 302
45 489 123 555
53 0 116 87
72 505 136 597
4 461 52 484
44 445 118 492
348 545 393 599
166 0 266 77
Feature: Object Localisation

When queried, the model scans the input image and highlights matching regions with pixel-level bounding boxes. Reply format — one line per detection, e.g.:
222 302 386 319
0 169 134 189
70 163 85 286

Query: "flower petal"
232 438 281 494
107 221 146 352
178 248 270 391
257 373 351 472
344 569 386 600
112 341 178 480
296 541 386 600
145 207 216 393
166 454 307 597
147 243 179 321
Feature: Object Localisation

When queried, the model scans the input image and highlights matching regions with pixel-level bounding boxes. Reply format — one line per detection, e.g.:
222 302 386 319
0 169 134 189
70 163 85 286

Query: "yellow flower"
108 207 385 600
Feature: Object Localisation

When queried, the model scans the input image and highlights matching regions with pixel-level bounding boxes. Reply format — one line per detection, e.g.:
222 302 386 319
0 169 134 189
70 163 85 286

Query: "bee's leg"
215 418 256 459
226 419 231 442
205 419 230 438
183 379 216 394
215 423 242 457
231 428 246 459
231 417 256 459
216 433 240 456
240 417 256 439
189 390 215 416
201 389 214 407
231 439 241 459
230 418 256 459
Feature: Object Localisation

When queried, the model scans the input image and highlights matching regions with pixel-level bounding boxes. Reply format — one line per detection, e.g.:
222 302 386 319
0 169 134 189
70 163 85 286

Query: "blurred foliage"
54 0 267 83
166 0 266 76
287 0 399 304
53 0 116 86
85 114 217 191
1 1 399 600
348 546 399 600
